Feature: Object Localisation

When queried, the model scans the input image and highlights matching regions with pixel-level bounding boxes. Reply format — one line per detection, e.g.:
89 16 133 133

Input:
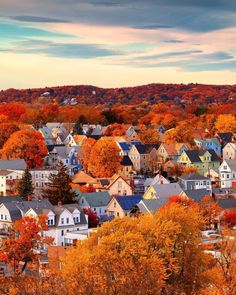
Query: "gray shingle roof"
79 192 111 207
217 198 236 210
179 173 209 181
0 160 27 171
16 199 53 214
1 203 22 221
137 197 169 213
151 183 183 198
183 189 209 202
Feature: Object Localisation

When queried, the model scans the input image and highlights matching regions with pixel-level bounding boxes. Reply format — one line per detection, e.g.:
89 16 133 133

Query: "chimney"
28 195 32 201
58 200 62 206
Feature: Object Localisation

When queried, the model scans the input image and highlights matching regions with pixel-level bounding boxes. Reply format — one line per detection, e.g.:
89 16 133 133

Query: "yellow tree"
215 114 236 133
88 138 122 178
79 138 96 172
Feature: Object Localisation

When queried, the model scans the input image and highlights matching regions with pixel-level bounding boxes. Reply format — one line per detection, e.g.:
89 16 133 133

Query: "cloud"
8 39 122 59
9 15 70 23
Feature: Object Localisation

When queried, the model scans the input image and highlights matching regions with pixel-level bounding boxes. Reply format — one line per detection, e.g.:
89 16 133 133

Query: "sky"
0 0 236 89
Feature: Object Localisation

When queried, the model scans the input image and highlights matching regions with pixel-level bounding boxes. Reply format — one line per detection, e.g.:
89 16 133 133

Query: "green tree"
42 161 76 205
18 168 34 201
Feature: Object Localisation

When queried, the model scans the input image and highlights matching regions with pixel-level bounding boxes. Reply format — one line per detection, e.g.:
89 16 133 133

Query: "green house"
178 149 221 175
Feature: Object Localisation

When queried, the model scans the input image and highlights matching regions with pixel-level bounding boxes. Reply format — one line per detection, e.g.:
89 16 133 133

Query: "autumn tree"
79 138 96 172
18 167 34 201
164 121 195 145
0 123 19 148
215 114 236 133
2 130 47 168
61 216 167 295
221 210 236 228
138 125 160 144
199 195 222 230
42 161 76 205
103 123 126 136
0 216 53 275
88 138 122 178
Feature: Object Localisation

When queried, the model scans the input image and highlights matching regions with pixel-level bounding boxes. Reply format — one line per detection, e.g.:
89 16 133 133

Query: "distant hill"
1 83 236 105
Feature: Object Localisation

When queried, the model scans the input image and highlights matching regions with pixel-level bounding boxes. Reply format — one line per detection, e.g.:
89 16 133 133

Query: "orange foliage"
88 138 122 177
0 123 20 148
0 215 53 274
2 130 48 168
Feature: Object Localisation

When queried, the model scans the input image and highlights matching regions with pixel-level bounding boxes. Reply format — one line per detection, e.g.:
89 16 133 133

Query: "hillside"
1 83 236 105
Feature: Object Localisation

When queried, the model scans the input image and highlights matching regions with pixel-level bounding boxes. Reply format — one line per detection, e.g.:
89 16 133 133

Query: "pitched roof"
16 199 53 214
0 196 22 203
137 197 169 213
221 160 236 171
118 142 131 152
217 198 236 210
1 203 22 221
120 156 133 166
0 159 27 171
217 132 233 143
184 149 220 163
183 189 209 202
79 192 111 207
151 183 183 198
115 195 142 210
72 171 97 185
179 173 210 181
134 144 159 155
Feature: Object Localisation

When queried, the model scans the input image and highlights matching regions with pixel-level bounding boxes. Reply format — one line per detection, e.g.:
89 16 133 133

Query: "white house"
223 142 236 160
0 170 24 196
0 200 88 246
30 168 57 196
219 160 236 188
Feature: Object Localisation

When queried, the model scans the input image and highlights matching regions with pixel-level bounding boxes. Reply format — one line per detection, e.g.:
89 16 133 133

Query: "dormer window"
61 218 64 225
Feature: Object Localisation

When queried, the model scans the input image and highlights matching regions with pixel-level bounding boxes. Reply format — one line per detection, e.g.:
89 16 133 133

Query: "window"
66 217 69 224
118 181 122 188
114 201 116 208
61 218 64 225
0 214 3 220
117 212 120 217
5 215 7 220
61 230 64 236
36 174 38 178
41 174 44 178
94 208 96 211
223 166 227 170
222 174 225 179
227 174 230 179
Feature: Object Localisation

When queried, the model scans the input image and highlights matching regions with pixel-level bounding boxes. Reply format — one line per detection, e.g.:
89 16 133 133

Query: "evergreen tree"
73 116 86 135
18 168 34 201
42 161 76 205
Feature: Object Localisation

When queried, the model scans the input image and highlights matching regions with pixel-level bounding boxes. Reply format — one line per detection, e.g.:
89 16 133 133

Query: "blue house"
194 138 222 156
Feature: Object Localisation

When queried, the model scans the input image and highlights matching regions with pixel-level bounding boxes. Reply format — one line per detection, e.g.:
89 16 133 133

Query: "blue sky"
0 0 236 88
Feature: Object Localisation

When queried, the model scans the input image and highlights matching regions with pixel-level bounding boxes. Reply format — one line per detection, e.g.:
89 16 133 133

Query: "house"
47 146 81 174
46 123 68 139
0 160 27 196
178 173 212 191
144 174 170 191
38 126 54 145
128 144 159 172
219 160 236 188
178 149 221 176
223 142 236 160
143 183 183 200
65 134 86 147
118 156 133 180
107 195 142 218
157 143 188 163
126 126 140 142
194 138 221 156
95 174 133 196
0 170 23 196
30 168 57 195
77 191 111 217
0 200 88 246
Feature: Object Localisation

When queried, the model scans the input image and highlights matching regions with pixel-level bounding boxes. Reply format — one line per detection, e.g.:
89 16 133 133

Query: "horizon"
1 1 236 88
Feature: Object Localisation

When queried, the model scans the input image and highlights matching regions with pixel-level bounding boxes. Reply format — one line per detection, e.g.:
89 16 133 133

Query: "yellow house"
143 183 183 200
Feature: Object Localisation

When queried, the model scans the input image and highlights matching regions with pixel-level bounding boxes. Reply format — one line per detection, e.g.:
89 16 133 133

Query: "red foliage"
83 208 99 228
222 210 236 227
